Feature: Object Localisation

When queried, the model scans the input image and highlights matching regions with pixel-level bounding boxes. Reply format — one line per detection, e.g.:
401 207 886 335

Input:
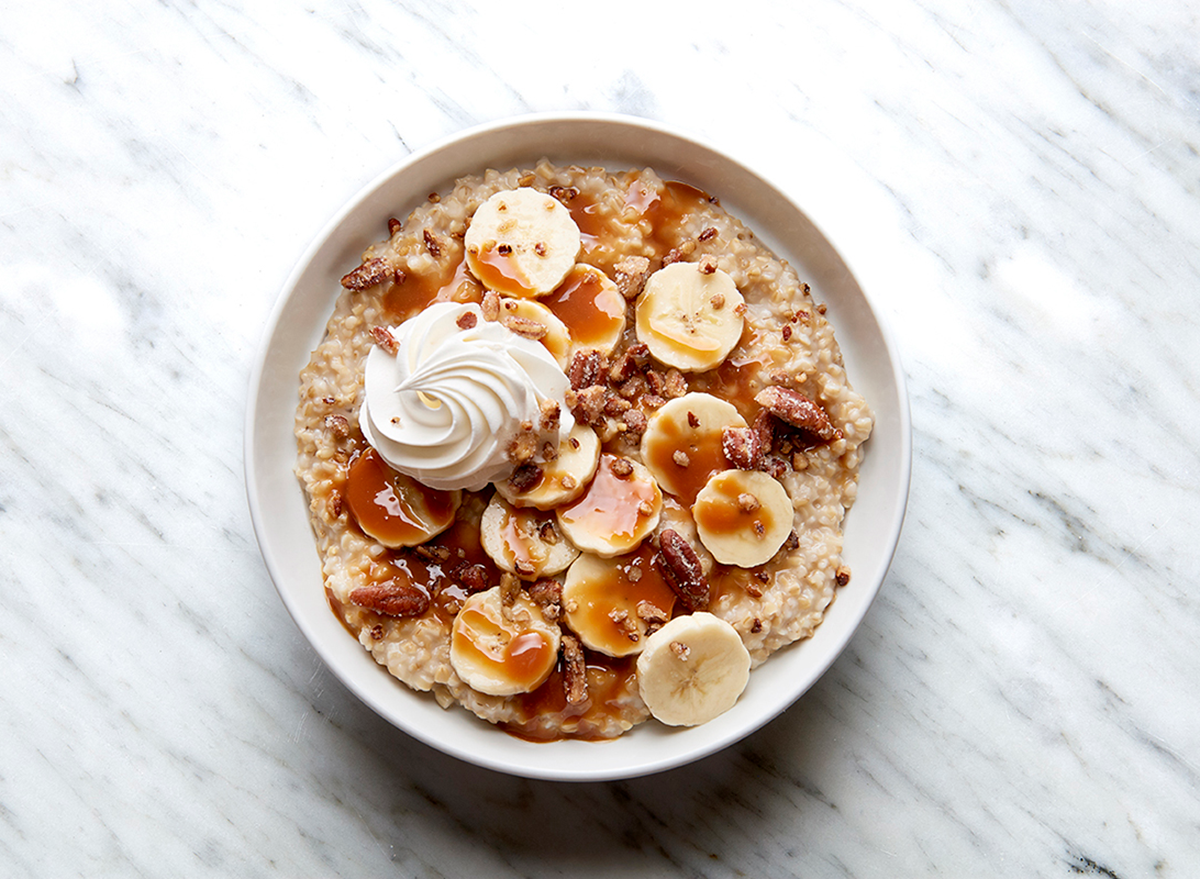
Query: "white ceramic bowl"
246 113 911 781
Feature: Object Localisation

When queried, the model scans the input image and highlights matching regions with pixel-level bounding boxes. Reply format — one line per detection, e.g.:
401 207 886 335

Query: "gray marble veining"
3 0 1198 875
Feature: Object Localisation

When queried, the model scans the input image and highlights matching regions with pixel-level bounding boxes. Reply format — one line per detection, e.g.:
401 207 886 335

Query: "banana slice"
496 297 572 368
560 547 677 657
344 448 461 547
495 423 600 510
450 585 561 696
556 454 662 558
635 261 745 371
540 264 627 358
464 188 581 298
635 612 751 726
692 469 794 568
641 392 747 505
480 494 580 580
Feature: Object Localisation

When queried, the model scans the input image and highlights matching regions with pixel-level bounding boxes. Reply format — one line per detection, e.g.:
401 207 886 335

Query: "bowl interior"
246 114 911 781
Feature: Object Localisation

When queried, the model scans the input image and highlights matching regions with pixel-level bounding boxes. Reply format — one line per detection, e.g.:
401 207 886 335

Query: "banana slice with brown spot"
556 454 662 558
464 188 581 298
560 545 677 657
635 260 744 371
692 469 794 568
480 494 579 580
450 585 561 696
640 392 747 505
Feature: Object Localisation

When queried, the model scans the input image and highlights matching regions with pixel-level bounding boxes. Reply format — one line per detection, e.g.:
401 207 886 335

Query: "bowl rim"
245 111 912 781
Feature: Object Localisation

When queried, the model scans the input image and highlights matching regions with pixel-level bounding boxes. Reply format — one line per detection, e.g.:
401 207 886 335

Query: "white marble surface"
3 0 1198 874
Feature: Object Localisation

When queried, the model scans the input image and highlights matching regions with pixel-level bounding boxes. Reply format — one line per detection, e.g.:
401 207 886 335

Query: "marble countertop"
4 0 1198 874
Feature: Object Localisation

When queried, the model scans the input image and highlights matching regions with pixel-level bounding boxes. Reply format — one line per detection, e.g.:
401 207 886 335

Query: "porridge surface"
295 160 873 740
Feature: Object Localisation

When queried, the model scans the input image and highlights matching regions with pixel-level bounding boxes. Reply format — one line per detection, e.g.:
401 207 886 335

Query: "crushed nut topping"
569 350 605 390
456 310 478 330
721 427 762 471
504 315 548 339
710 293 726 310
324 413 351 441
610 457 635 480
698 226 718 242
670 640 691 661
481 290 500 322
699 255 718 274
737 492 761 513
507 462 542 492
835 566 851 587
387 218 401 235
423 229 442 257
673 450 691 468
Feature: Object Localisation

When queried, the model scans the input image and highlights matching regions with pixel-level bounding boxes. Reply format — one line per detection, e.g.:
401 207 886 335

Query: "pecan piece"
721 426 762 471
835 566 851 587
527 578 562 622
458 564 490 594
561 634 588 705
657 529 710 612
422 228 442 257
565 385 607 426
635 600 669 636
340 257 393 291
324 413 351 441
370 325 399 355
754 387 842 442
507 462 542 493
349 581 430 617
612 256 651 300
568 350 605 390
503 315 548 340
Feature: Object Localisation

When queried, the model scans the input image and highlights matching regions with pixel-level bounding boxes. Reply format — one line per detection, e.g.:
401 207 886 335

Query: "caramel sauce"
384 253 483 320
558 455 659 542
708 564 775 603
468 241 536 298
540 265 625 349
691 328 770 421
563 192 604 253
344 448 458 547
567 545 678 657
455 607 557 690
692 474 781 540
642 416 731 506
497 506 554 572
506 653 639 742
641 181 717 259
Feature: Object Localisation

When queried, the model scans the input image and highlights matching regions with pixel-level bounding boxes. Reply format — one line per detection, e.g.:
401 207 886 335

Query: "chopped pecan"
641 393 666 410
481 290 500 322
737 492 761 513
548 185 579 205
621 408 648 440
422 229 442 257
617 374 647 399
506 431 538 465
527 578 562 622
324 413 351 441
754 387 842 442
658 529 710 612
569 350 605 390
610 457 635 480
414 544 451 562
370 325 399 355
340 257 393 291
537 520 559 546
456 311 478 330
663 369 688 399
608 608 639 642
369 623 385 641
635 600 669 636
388 217 401 235
503 315 548 339
710 293 726 310
760 454 789 480
539 399 561 433
603 393 631 417
670 640 690 660
327 489 344 520
751 618 763 633
698 255 718 274
698 226 718 242
608 350 641 383
752 409 776 452
507 462 542 493
784 530 800 551
835 566 851 587
561 634 588 705
565 385 607 426
672 450 690 468
349 581 430 617
613 256 651 300
458 564 490 594
721 427 761 470
499 572 520 615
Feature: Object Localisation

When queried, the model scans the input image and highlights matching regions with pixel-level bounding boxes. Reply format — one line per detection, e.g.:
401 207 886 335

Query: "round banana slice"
560 547 677 657
635 612 751 726
480 494 580 580
692 469 794 568
450 586 561 696
556 454 662 558
495 423 600 510
344 448 461 548
635 261 745 371
641 393 747 505
464 188 581 298
496 297 572 368
540 264 627 358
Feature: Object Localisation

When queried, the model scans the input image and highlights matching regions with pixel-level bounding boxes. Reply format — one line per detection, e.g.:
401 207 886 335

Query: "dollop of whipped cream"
359 302 574 491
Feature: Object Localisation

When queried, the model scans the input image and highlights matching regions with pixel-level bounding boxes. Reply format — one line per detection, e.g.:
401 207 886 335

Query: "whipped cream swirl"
359 302 574 491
